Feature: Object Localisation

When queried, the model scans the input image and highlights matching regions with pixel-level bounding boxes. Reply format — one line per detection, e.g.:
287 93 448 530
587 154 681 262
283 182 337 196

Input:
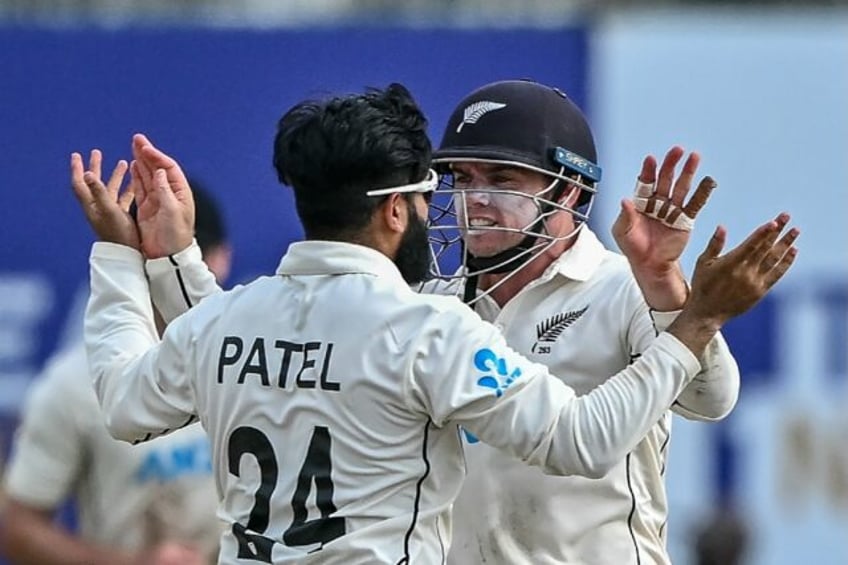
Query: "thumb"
613 198 637 236
701 226 726 260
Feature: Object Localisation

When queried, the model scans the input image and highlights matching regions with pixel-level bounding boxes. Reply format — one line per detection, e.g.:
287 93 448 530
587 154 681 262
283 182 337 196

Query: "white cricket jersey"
429 227 740 565
3 344 222 558
87 239 704 564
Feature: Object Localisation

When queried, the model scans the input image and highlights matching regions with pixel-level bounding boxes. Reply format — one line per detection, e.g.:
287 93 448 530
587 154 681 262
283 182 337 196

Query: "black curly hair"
272 83 431 240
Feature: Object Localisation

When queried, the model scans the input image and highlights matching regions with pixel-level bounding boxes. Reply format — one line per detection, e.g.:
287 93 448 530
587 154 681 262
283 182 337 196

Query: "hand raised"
70 150 138 248
612 146 716 275
687 213 799 326
131 133 195 259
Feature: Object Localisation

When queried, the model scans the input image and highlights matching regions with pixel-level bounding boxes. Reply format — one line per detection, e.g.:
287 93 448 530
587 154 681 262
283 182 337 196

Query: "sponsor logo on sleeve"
474 347 522 398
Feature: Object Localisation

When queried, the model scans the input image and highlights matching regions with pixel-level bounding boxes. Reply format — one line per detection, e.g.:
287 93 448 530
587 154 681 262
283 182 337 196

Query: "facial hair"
394 202 431 285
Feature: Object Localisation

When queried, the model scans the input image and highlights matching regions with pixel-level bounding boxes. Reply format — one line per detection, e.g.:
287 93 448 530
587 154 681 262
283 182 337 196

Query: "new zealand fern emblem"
531 305 589 353
456 101 507 132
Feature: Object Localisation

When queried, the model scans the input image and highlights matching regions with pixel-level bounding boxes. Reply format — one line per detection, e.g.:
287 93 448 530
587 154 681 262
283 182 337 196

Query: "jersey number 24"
227 425 345 562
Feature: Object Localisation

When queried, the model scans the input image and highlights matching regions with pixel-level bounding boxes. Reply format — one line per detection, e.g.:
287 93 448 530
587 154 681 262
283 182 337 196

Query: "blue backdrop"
0 26 590 369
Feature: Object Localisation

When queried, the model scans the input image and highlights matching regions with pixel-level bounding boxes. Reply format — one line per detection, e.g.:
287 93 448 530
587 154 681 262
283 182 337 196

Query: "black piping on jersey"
131 414 197 445
625 453 643 565
436 514 446 563
397 419 434 565
640 308 672 559
659 423 671 477
168 254 193 309
658 519 668 542
657 419 672 543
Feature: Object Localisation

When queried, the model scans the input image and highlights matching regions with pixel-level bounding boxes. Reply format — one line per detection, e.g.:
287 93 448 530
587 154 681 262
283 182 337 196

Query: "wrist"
666 308 724 359
674 305 725 335
632 263 689 311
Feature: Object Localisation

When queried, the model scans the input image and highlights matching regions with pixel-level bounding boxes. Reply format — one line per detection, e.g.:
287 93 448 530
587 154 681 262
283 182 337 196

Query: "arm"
612 146 715 311
410 322 699 477
0 501 204 565
146 240 222 324
85 242 198 443
612 147 740 419
650 310 739 420
70 147 201 442
0 500 140 565
410 217 797 478
132 133 222 323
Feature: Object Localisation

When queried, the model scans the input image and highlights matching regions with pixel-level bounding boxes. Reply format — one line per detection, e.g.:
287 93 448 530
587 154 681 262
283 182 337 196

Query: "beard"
394 202 432 285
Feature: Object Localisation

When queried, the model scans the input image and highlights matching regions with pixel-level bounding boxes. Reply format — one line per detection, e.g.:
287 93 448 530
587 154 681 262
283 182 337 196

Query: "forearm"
673 331 740 420
146 240 222 323
664 306 723 361
0 502 137 565
546 332 700 477
631 262 689 311
650 310 740 420
86 242 195 443
85 243 158 436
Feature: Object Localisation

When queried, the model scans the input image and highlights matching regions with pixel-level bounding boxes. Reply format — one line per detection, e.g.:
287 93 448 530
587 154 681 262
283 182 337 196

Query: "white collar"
544 225 608 283
276 240 407 286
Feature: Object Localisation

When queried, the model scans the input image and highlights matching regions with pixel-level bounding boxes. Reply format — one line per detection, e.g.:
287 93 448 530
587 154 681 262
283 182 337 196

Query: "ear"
560 176 583 208
380 193 408 235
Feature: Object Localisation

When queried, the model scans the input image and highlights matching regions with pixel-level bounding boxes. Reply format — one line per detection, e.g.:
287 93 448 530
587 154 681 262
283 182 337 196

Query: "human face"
450 162 553 258
394 195 431 284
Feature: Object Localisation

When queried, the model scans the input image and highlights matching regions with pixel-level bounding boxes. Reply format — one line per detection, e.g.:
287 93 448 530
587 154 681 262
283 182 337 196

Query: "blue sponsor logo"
474 347 522 398
135 437 213 483
462 428 480 444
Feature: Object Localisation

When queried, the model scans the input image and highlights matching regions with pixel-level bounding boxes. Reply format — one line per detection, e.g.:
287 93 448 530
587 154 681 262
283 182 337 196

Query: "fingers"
83 169 111 207
682 176 716 219
155 168 177 207
613 198 638 237
133 133 189 194
670 151 700 207
764 245 799 288
724 217 778 261
760 225 800 273
118 179 136 212
134 155 156 196
725 213 790 267
750 213 790 263
638 154 658 184
655 146 685 197
131 161 150 208
139 140 179 170
700 225 727 261
105 160 129 198
88 149 102 181
70 152 93 206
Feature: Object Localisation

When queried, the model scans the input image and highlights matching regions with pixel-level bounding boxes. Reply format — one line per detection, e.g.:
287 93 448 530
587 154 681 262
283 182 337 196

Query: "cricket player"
426 79 757 564
72 84 796 564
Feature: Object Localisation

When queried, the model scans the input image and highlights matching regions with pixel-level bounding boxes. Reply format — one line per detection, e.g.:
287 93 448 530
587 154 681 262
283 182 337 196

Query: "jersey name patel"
217 336 340 391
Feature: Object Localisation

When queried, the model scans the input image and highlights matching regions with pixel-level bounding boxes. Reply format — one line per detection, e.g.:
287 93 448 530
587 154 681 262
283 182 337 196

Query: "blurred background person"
0 177 231 565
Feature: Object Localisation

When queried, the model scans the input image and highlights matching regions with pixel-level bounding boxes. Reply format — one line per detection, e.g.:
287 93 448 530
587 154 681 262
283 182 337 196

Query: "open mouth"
467 218 497 230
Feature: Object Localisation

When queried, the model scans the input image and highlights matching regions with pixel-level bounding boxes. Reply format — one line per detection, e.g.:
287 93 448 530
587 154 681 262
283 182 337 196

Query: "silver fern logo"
531 305 589 354
456 101 507 133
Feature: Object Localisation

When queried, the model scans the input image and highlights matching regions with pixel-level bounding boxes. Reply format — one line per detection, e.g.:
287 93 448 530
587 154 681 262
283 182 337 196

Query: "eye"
491 174 518 188
453 174 471 188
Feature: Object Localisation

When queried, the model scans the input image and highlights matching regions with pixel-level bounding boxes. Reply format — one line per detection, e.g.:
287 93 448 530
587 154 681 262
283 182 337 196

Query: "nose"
460 189 490 207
